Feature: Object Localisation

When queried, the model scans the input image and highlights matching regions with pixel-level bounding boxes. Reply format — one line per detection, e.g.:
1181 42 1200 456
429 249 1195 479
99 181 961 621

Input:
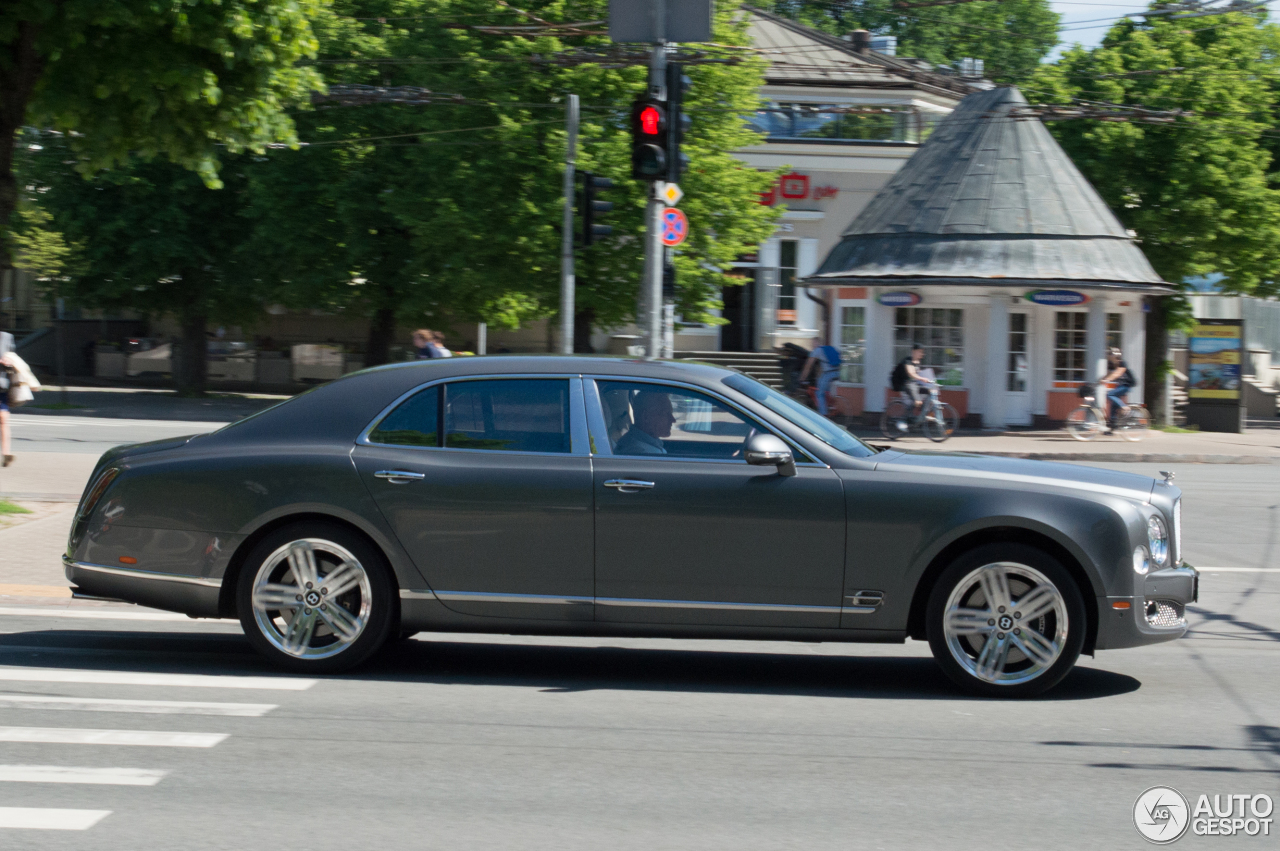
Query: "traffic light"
662 258 676 301
580 172 614 246
666 63 692 183
630 99 667 180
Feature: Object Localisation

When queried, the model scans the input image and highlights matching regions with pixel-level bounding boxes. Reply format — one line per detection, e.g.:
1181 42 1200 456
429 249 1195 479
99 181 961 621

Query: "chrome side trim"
66 559 222 589
400 589 591 606
595 596 842 614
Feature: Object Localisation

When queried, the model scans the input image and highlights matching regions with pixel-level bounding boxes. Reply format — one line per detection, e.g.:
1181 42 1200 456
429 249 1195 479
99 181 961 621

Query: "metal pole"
477 322 487 356
645 42 667 359
559 95 580 356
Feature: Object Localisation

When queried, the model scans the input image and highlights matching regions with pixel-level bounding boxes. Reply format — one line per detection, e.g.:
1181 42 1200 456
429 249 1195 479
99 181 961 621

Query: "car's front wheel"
236 522 396 673
926 544 1086 697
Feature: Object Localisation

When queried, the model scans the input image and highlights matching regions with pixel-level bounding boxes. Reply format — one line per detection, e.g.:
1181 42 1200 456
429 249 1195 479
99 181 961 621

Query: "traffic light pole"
559 94 580 355
644 45 667 359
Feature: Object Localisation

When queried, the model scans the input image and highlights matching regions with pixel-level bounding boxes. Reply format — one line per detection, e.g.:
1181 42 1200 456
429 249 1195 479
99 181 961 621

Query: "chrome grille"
1145 599 1185 628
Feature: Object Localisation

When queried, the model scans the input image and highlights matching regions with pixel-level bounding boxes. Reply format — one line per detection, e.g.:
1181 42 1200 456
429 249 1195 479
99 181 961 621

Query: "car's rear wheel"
236 522 395 673
926 544 1086 697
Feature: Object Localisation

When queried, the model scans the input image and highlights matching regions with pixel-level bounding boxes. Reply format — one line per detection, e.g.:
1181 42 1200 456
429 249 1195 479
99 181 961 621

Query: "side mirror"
744 432 796 477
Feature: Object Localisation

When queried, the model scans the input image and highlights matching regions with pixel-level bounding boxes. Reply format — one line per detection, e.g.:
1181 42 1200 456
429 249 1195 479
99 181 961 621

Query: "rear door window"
444 379 571 453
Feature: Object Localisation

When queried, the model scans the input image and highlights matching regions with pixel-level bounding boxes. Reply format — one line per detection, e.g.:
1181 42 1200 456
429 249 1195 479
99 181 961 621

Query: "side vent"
844 590 885 613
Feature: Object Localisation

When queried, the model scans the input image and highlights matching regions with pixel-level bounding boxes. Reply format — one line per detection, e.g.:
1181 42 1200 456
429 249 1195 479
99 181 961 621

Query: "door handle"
604 479 655 493
374 470 425 484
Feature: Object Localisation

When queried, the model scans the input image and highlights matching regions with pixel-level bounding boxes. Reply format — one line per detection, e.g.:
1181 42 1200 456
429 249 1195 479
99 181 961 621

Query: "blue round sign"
1025 289 1089 306
878 291 921 307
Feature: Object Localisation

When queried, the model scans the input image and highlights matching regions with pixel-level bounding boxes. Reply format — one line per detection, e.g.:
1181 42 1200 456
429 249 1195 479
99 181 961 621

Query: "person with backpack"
799 336 842 417
1100 346 1138 431
891 344 927 419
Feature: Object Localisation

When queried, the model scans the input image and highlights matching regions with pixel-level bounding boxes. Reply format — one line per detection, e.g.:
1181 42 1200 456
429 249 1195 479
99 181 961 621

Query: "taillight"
77 467 121 523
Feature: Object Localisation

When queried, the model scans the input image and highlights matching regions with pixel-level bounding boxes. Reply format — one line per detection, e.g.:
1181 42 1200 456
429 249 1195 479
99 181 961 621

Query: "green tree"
0 0 325 265
246 0 780 363
23 135 266 395
1028 5 1280 421
762 0 1059 83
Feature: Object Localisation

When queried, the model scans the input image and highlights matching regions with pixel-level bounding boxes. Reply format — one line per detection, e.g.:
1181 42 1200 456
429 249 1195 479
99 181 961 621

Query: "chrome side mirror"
744 432 796 477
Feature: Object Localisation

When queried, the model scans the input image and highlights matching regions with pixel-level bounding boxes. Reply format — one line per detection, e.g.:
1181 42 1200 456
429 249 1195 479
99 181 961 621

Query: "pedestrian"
431 331 453 358
412 329 438 359
1101 346 1138 432
0 327 13 467
799 335 842 417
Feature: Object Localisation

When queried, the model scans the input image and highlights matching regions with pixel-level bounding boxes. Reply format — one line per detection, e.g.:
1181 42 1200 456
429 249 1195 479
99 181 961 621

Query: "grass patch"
1154 424 1200 433
0 500 33 515
27 402 87 411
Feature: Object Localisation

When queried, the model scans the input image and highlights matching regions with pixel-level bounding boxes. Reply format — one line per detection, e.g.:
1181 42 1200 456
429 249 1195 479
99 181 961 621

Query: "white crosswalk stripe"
0 807 112 830
0 693 276 716
0 666 314 690
0 726 227 747
0 606 201 621
0 765 167 785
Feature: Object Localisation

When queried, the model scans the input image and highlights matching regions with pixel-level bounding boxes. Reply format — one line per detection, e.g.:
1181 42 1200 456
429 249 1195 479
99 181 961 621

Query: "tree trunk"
1144 296 1170 426
174 310 208 397
0 20 46 267
365 306 396 367
573 307 596 353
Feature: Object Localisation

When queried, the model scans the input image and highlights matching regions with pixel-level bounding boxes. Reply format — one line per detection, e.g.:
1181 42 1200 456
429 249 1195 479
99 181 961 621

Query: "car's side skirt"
402 588 844 615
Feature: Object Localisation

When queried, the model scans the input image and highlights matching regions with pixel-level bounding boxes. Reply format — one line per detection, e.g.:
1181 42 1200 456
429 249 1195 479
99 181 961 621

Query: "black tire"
925 543 1087 698
236 521 396 674
880 398 911 440
923 402 958 443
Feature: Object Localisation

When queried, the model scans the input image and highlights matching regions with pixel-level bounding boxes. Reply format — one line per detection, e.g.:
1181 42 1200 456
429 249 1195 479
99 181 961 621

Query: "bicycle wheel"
880 399 912 440
1118 405 1149 442
1065 405 1103 442
923 402 959 443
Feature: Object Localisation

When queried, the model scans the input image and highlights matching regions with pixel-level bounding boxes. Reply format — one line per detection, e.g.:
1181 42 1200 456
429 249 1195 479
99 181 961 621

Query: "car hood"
872 449 1155 502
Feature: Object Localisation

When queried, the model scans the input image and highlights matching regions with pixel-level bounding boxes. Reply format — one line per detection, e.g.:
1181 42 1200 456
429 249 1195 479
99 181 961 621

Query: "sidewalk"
858 422 1280 463
23 387 289 423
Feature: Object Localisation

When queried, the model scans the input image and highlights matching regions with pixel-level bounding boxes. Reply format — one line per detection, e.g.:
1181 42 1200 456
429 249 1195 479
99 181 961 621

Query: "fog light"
1133 545 1150 576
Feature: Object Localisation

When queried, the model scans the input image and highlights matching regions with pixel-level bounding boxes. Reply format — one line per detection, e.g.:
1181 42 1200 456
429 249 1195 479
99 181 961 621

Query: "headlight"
1133 545 1150 576
1147 514 1169 568
1173 499 1182 565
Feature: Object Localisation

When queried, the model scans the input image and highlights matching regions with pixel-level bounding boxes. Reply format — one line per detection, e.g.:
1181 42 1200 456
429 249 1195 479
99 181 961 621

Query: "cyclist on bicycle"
1101 346 1137 431
891 345 927 419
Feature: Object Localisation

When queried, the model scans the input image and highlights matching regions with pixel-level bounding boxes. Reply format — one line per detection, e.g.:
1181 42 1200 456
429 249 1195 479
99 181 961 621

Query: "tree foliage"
0 0 325 264
245 0 780 361
762 0 1059 83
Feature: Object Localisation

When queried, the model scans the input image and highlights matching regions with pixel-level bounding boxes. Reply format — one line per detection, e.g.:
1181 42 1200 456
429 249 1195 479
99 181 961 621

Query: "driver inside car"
614 391 676 456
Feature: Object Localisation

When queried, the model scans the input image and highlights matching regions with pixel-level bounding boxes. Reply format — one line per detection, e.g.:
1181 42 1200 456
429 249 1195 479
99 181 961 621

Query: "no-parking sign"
661 208 688 246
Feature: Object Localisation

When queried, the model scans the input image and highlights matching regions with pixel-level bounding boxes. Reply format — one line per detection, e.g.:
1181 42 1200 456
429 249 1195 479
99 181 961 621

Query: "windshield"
722 373 875 458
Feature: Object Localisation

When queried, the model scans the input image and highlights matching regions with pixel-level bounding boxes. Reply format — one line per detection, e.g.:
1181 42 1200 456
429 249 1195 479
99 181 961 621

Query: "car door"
352 375 593 621
588 378 846 628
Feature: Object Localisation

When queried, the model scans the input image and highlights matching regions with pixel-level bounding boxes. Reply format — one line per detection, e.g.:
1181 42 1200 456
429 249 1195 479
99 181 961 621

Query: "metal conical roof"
807 86 1168 290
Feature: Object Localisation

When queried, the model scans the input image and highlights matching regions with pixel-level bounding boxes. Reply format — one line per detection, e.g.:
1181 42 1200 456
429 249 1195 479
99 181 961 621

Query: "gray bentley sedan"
65 356 1197 696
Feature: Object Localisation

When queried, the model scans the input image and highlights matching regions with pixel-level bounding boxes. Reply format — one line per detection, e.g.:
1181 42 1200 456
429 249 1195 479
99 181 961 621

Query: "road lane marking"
0 587 72 599
0 727 227 747
0 807 111 830
0 765 167 785
1198 567 1280 572
0 667 315 691
0 694 276 716
0 605 214 621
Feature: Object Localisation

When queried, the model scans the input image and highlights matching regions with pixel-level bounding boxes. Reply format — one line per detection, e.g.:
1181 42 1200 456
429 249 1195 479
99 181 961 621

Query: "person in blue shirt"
799 336 842 417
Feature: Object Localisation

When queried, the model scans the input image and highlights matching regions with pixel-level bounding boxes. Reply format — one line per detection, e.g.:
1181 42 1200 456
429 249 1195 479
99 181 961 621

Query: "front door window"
596 381 758 459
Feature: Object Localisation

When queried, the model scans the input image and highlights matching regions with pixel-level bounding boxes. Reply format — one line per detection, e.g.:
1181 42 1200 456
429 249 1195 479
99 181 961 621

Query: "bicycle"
880 383 958 443
1065 383 1149 442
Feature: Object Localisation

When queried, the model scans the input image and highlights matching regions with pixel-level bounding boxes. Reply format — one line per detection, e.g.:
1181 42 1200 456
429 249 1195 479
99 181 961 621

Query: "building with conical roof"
804 86 1169 428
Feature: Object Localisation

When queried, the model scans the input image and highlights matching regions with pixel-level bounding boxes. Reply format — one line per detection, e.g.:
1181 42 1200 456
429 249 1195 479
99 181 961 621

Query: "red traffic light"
639 106 661 136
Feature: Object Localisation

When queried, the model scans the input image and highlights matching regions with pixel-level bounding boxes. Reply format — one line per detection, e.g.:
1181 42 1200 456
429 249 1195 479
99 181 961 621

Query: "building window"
777 240 797 325
1007 313 1029 392
839 306 865 383
894 308 964 386
1107 313 1123 352
748 104 938 144
1054 312 1088 383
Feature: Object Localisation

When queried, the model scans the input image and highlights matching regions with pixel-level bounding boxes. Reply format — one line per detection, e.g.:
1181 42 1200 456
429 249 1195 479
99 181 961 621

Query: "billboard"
1187 319 1243 402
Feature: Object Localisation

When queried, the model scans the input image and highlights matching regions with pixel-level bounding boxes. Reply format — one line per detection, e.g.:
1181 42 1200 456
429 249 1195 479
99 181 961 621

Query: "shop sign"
878 291 921 307
759 172 840 206
780 172 809 199
1188 319 1243 402
1025 289 1089 306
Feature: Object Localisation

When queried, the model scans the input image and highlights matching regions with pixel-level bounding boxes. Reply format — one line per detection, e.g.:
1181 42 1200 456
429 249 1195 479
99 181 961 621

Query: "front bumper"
1094 561 1199 650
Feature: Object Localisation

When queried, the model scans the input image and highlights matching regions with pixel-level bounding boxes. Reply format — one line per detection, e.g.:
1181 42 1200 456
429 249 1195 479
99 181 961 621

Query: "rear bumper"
64 557 222 618
1094 562 1199 650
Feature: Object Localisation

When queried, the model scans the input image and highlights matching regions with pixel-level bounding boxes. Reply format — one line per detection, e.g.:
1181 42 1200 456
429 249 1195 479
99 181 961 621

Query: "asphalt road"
0 447 1275 846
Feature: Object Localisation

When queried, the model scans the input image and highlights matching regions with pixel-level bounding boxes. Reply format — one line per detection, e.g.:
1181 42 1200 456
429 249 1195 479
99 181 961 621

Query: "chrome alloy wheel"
942 562 1068 686
250 538 372 660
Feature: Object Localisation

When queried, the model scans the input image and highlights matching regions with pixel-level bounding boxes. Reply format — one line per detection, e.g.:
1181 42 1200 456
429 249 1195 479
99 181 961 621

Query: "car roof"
362 354 738 383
